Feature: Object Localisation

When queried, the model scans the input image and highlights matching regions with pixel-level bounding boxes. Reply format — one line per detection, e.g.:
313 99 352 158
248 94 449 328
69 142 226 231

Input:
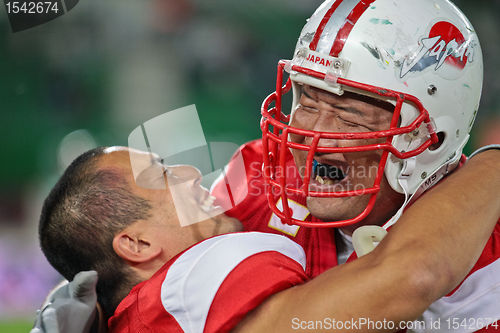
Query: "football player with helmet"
221 0 499 330
261 0 482 230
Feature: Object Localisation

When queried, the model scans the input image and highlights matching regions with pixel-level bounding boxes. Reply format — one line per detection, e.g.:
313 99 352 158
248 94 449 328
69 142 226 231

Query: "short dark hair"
39 147 152 318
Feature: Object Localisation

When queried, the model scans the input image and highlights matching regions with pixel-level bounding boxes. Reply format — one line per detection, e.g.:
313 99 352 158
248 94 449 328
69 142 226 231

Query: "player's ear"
112 225 162 264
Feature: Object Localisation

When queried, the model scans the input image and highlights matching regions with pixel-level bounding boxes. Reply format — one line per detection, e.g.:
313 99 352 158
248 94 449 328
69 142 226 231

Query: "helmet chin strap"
384 143 466 230
383 157 416 230
352 157 414 257
353 150 462 257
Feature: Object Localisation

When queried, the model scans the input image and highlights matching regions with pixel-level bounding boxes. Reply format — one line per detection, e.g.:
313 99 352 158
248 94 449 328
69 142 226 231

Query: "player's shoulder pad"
237 139 264 159
161 232 305 333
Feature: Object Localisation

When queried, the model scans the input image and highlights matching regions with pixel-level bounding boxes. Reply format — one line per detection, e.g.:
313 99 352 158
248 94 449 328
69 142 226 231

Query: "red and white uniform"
211 139 339 278
108 232 307 333
411 229 500 333
212 139 500 332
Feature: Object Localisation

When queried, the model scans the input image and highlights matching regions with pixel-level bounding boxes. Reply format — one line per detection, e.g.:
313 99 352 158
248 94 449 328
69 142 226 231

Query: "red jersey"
211 139 500 332
211 139 338 278
108 232 307 333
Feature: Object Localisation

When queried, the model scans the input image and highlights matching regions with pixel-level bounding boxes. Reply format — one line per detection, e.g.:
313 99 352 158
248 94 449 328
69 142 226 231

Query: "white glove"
31 271 99 333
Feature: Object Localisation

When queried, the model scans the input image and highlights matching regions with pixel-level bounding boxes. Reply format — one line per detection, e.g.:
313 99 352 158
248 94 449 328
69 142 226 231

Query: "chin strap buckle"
400 157 416 179
353 225 388 257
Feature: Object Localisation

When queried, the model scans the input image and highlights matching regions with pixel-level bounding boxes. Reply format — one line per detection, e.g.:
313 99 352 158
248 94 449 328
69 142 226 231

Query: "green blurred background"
0 0 498 331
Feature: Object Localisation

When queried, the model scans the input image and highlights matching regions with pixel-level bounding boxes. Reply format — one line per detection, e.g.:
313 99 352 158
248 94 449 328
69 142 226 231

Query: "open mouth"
312 159 347 185
200 194 217 213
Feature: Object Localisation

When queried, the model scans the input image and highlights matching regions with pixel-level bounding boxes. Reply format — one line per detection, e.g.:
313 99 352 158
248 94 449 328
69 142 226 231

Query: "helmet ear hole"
429 132 446 151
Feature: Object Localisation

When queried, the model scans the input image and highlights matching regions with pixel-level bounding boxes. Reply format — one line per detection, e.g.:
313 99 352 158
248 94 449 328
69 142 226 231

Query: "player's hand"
31 271 99 333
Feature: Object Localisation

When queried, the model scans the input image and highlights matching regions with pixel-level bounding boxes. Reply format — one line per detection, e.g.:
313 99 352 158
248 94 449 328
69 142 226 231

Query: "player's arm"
234 149 500 333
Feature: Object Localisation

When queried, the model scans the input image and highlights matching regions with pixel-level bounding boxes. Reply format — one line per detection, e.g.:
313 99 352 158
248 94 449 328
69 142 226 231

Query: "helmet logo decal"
400 21 475 79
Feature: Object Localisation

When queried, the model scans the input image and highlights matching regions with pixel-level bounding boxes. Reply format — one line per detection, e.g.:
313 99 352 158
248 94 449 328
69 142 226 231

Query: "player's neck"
340 193 404 236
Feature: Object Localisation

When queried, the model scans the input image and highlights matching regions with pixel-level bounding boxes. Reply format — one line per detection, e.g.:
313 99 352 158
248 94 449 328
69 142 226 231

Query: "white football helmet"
261 0 483 227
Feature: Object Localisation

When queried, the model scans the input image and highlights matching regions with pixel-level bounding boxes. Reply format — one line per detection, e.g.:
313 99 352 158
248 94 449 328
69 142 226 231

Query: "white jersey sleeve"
160 232 307 333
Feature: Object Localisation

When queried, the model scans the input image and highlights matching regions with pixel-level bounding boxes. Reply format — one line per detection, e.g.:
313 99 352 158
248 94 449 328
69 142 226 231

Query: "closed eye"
298 104 318 113
302 88 315 100
338 117 372 131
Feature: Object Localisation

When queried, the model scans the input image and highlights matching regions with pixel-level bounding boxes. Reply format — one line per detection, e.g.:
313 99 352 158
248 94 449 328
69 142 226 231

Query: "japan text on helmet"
261 0 483 227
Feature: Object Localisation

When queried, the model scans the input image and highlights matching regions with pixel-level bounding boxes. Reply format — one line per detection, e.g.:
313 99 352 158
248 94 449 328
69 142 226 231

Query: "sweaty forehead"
303 85 395 114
